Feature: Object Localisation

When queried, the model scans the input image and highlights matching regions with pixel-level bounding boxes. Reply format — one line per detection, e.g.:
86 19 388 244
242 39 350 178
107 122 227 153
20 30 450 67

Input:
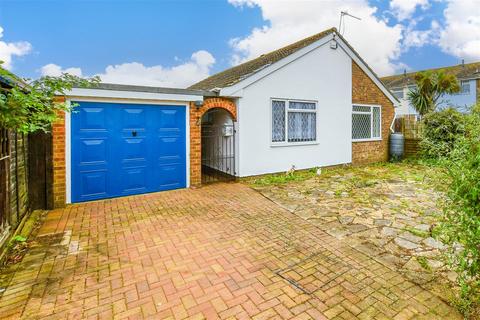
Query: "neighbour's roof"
188 28 336 91
74 82 216 96
381 61 480 89
0 67 28 90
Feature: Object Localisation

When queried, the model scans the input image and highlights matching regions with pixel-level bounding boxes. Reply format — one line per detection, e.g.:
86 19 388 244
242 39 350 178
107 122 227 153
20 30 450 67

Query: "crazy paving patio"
0 183 459 319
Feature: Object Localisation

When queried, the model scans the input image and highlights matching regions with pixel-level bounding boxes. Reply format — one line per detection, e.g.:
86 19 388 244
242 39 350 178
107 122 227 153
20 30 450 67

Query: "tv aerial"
338 11 361 35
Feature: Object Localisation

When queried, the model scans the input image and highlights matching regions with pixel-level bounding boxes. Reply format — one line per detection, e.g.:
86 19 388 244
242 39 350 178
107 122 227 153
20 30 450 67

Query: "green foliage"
0 63 99 133
252 167 318 186
407 70 460 116
420 108 465 158
438 105 480 317
12 235 26 243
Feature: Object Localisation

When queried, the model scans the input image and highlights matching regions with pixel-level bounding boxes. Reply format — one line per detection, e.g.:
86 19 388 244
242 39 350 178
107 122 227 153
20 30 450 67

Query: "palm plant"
407 70 461 116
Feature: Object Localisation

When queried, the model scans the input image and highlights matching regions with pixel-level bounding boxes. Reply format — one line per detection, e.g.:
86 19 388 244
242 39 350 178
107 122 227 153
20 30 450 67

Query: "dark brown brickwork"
352 61 395 165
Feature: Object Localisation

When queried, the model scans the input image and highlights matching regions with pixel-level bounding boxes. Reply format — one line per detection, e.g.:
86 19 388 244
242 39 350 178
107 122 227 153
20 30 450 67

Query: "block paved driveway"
0 183 459 319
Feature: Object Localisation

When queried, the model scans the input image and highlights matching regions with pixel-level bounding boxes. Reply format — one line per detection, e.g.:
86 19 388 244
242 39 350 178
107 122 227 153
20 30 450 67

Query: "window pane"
460 81 470 94
272 100 286 142
289 101 316 110
352 113 371 139
353 105 371 112
288 112 316 142
372 107 381 138
393 90 404 99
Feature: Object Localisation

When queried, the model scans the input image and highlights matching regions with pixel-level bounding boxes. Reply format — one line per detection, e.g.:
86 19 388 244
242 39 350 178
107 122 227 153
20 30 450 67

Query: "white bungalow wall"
236 41 352 177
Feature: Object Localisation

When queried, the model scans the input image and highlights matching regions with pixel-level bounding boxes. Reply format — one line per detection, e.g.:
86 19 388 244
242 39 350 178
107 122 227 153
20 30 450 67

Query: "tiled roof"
381 61 480 89
188 28 336 91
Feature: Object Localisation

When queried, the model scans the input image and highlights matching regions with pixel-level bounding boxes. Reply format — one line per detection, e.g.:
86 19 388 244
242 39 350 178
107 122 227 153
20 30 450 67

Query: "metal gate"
201 124 235 183
0 128 10 243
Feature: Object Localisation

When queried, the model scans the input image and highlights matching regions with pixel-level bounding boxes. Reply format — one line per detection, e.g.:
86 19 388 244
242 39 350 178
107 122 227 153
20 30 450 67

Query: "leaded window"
352 105 381 141
271 99 317 144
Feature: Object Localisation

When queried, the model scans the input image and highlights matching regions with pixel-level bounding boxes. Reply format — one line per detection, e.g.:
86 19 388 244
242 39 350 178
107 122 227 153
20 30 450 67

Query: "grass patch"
416 256 432 271
404 226 430 238
251 167 318 186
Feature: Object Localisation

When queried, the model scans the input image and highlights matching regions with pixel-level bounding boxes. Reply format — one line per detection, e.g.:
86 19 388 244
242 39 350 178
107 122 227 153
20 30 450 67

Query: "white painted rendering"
235 40 353 177
64 96 191 204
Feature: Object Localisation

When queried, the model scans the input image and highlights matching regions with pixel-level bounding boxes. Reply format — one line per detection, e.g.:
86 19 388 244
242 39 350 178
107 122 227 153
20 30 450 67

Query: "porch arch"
189 97 237 186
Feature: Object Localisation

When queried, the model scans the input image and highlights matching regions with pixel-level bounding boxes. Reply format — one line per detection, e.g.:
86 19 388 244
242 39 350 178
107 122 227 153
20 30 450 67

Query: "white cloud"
227 0 404 76
389 0 429 21
40 63 83 77
403 20 440 49
438 0 480 61
40 50 215 87
0 26 32 70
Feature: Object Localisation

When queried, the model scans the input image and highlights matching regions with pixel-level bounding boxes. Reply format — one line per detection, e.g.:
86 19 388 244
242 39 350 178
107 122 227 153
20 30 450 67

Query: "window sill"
352 138 382 143
270 141 319 147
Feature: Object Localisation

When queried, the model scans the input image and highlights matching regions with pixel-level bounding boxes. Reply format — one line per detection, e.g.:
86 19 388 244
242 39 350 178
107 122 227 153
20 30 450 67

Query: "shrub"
420 108 465 158
439 105 480 317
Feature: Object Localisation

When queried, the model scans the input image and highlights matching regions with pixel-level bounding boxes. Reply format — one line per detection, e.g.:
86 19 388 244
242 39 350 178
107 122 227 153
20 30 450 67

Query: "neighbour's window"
458 80 470 94
352 105 381 141
272 99 317 144
393 90 404 99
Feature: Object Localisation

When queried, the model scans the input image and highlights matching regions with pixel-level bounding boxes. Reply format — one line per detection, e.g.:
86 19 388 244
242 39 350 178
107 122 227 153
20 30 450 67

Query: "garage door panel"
122 138 147 161
72 101 186 203
122 108 146 128
80 107 107 130
80 139 107 164
80 170 107 198
157 163 185 188
121 167 148 193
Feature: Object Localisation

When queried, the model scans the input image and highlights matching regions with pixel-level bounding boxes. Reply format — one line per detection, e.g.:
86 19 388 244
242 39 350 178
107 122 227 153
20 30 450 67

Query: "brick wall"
52 97 66 208
352 61 395 165
189 97 236 186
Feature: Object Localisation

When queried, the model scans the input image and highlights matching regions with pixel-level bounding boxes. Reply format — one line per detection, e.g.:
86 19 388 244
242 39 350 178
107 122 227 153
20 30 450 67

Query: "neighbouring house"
381 61 480 117
52 27 398 207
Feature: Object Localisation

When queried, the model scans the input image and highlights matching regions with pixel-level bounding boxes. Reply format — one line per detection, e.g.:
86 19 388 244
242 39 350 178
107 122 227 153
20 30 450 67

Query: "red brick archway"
189 97 237 186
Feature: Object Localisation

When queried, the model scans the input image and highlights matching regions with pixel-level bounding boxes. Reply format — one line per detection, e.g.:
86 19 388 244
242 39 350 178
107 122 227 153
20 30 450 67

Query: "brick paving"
0 183 460 319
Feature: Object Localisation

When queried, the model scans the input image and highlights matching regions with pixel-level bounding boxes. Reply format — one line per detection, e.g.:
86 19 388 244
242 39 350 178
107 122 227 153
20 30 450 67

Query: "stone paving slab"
0 183 460 319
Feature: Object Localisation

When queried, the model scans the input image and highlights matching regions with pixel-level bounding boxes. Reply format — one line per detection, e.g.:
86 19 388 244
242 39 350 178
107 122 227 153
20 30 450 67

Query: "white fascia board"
335 37 399 106
219 31 399 107
67 88 203 102
219 36 333 97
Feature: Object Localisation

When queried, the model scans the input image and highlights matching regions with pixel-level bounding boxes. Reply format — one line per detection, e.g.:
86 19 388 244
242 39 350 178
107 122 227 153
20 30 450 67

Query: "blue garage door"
71 101 186 203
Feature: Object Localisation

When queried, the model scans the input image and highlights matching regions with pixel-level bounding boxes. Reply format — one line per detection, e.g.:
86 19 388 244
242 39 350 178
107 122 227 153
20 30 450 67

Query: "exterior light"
194 100 203 109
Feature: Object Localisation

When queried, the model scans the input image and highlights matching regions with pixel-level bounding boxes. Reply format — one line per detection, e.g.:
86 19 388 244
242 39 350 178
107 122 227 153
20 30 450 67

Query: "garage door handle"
132 131 137 137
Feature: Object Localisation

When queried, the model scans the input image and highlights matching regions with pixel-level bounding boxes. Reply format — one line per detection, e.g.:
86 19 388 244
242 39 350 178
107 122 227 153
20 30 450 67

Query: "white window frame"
392 89 404 100
270 98 318 146
457 80 470 95
352 104 382 142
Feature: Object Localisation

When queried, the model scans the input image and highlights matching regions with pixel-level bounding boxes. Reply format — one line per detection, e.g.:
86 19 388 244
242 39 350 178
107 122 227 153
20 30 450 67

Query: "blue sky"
0 0 478 87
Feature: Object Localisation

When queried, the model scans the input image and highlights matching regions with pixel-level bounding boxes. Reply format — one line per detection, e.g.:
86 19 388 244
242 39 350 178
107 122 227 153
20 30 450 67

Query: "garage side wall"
52 97 66 208
352 61 395 164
